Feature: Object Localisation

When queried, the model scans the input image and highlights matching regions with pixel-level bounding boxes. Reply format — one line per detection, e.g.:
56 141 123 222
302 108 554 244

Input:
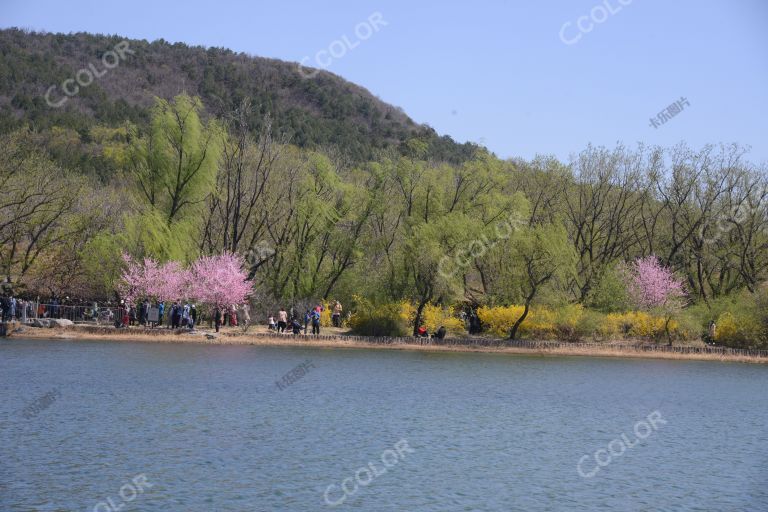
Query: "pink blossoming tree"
118 255 189 304
623 256 687 345
188 253 252 308
119 253 251 310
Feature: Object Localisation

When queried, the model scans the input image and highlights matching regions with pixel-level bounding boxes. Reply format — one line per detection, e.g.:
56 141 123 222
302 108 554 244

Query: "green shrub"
670 311 701 342
687 287 768 349
575 309 606 342
551 304 584 342
348 303 409 337
586 264 631 313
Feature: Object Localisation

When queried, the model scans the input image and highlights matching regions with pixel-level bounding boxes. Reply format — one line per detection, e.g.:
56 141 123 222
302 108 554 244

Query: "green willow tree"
481 222 577 340
0 130 93 291
124 94 223 260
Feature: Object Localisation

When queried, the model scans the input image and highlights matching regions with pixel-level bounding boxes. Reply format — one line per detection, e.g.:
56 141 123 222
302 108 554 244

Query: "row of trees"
1 93 766 338
515 145 768 301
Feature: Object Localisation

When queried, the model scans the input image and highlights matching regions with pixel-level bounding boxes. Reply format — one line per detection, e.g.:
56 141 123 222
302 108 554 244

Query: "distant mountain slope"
0 28 479 163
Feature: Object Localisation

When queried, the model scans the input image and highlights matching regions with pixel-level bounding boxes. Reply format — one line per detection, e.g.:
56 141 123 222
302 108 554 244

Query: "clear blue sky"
2 0 767 163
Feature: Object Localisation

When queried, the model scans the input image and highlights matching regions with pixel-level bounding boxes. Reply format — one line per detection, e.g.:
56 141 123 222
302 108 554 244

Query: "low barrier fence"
39 325 768 359
6 303 126 325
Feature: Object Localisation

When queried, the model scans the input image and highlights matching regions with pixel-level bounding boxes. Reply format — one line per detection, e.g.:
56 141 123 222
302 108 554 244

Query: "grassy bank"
9 324 768 364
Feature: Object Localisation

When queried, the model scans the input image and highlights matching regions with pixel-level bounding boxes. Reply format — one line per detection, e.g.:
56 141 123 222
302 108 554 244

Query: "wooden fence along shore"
14 324 767 359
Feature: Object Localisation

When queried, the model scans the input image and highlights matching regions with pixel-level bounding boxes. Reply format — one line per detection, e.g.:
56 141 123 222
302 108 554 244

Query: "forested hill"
0 28 478 164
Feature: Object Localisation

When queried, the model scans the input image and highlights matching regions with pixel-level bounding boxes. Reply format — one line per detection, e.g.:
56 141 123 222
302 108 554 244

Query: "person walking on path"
241 303 251 329
291 318 303 335
277 308 288 333
214 307 222 332
229 304 238 327
303 309 311 334
171 302 180 329
332 300 343 328
311 308 321 335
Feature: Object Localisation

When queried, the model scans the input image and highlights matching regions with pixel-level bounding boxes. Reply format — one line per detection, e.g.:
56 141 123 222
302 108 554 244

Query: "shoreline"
8 325 768 364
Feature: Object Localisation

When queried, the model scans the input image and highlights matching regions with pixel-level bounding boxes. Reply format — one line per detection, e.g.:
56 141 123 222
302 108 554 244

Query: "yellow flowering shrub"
399 302 464 334
599 313 625 338
477 305 528 337
714 310 763 347
598 311 681 339
350 297 702 342
715 312 738 342
478 304 585 340
422 304 465 334
399 301 415 324
478 306 689 341
476 305 544 338
526 307 557 338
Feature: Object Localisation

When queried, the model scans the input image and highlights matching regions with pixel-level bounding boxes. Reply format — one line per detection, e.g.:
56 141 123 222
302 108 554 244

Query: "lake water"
2 338 767 511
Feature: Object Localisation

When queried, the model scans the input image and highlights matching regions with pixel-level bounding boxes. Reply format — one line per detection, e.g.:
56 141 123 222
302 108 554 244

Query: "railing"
7 303 126 326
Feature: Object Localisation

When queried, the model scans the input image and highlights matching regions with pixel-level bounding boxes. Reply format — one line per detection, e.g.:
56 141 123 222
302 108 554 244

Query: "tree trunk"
509 302 530 340
665 316 673 346
413 299 428 336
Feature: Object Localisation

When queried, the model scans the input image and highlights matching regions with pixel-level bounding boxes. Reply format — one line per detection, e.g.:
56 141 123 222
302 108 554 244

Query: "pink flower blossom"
624 256 686 312
119 253 250 306
188 253 252 308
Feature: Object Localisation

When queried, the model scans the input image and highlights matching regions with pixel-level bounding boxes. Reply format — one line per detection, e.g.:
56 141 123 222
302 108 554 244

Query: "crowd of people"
117 300 251 333
0 295 32 322
210 303 250 332
267 301 344 335
2 292 481 342
0 295 128 323
0 295 90 323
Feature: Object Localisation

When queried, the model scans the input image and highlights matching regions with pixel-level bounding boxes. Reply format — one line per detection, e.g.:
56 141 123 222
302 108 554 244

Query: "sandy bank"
8 324 768 364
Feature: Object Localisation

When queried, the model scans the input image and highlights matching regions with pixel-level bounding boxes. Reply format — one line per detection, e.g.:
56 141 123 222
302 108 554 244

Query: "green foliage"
587 263 631 313
78 233 125 297
118 94 223 261
128 94 222 223
120 210 197 262
686 288 768 348
574 308 605 342
487 222 577 305
0 28 474 165
348 299 409 337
